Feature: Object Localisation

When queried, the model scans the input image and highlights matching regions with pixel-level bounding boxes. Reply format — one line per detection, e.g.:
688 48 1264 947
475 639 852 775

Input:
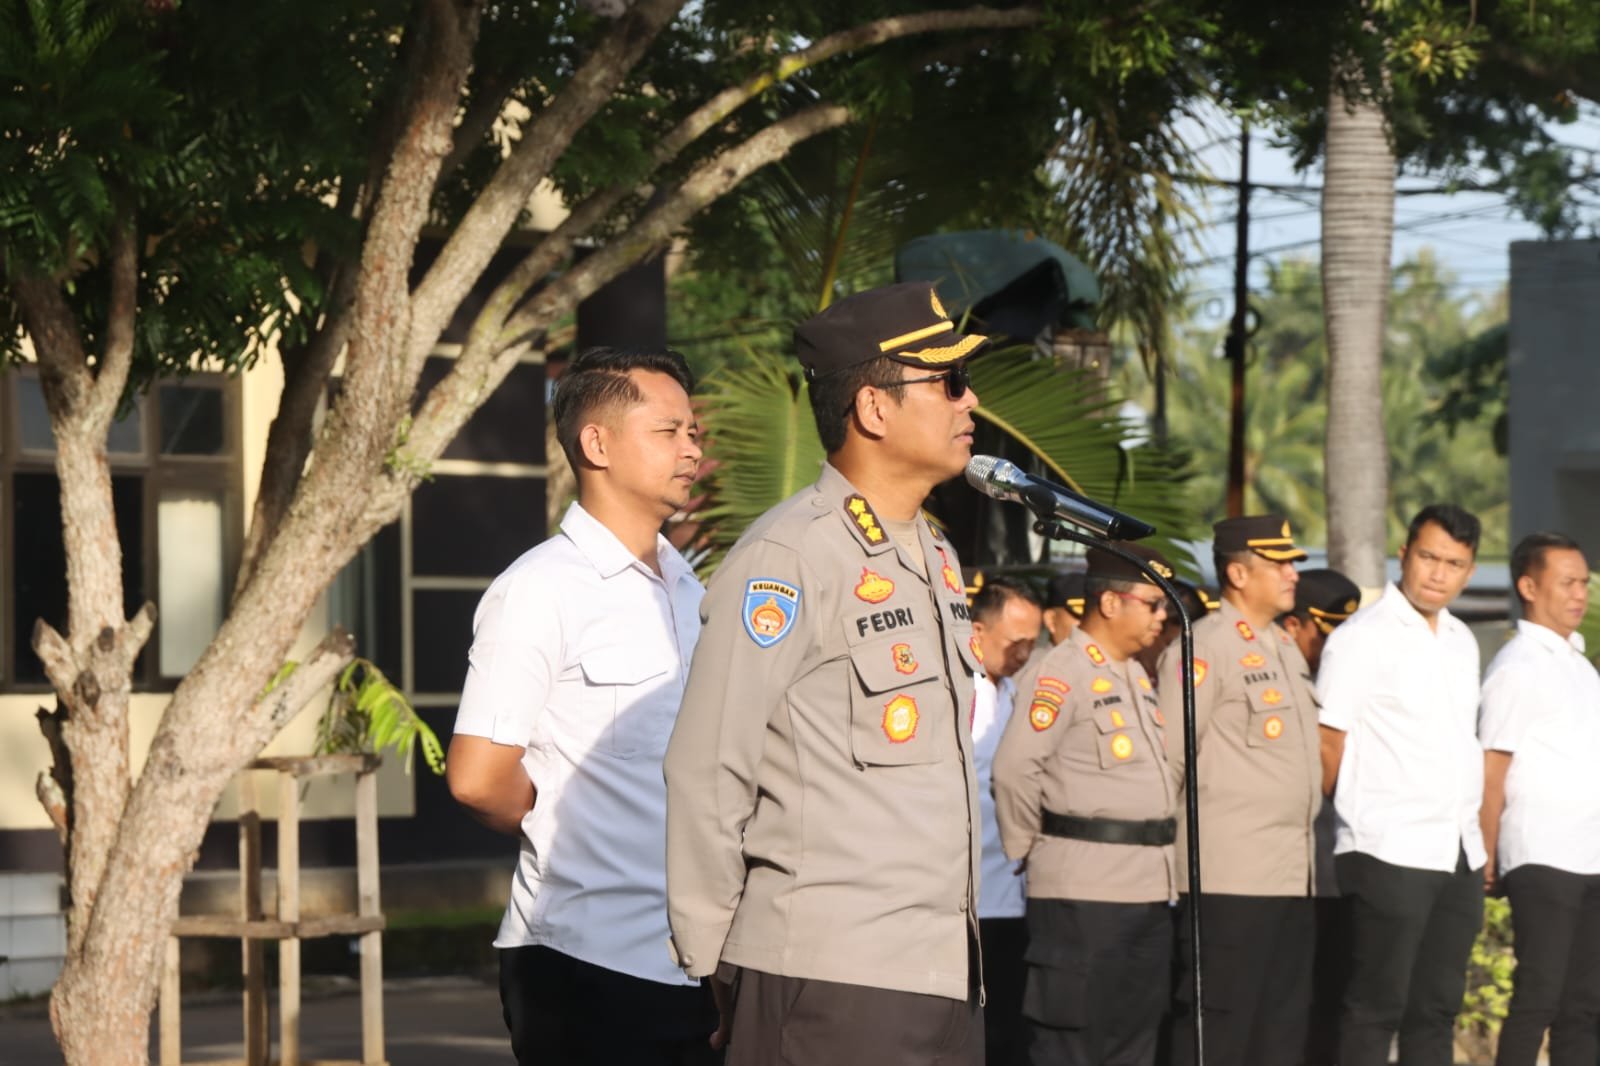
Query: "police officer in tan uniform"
993 543 1179 1066
1158 515 1320 1066
664 282 989 1065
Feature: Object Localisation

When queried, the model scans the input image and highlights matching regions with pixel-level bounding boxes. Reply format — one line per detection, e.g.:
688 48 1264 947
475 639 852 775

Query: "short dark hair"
971 576 1041 625
1510 531 1584 598
553 346 695 466
1405 503 1481 556
1212 549 1253 593
806 356 906 454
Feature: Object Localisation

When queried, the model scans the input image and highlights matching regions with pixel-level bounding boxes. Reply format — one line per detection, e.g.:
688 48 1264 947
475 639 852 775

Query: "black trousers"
1168 894 1314 1066
981 916 1029 1066
724 966 983 1066
498 944 721 1066
1022 898 1171 1066
1335 849 1484 1066
1305 896 1352 1066
1494 864 1600 1066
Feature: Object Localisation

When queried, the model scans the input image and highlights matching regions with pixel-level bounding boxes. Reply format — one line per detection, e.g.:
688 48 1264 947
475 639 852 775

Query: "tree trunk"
1321 68 1395 591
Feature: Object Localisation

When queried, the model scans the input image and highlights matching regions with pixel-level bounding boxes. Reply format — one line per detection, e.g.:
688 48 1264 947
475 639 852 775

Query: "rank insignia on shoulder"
1091 677 1114 694
1029 701 1060 731
882 694 919 743
854 567 895 604
1263 715 1284 740
1261 688 1284 705
892 642 917 674
845 494 886 544
1110 734 1135 760
1085 643 1107 666
742 578 800 648
969 634 984 663
1240 653 1265 668
1236 621 1256 642
937 547 963 594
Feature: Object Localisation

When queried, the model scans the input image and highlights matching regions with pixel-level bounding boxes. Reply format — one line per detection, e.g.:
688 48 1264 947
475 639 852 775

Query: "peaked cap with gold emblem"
795 282 989 375
1046 570 1088 618
1086 542 1175 586
1293 568 1362 634
1213 514 1309 563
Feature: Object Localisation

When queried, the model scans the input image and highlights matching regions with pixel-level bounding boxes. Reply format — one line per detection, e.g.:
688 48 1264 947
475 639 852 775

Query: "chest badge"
937 548 963 594
845 495 886 545
1085 643 1107 666
1091 677 1114 694
892 642 917 675
1236 621 1256 642
968 634 984 664
1240 653 1265 668
1263 715 1284 740
742 578 801 648
854 568 895 604
1261 688 1284 705
1109 709 1126 727
1137 676 1153 692
1110 734 1135 760
882 694 920 743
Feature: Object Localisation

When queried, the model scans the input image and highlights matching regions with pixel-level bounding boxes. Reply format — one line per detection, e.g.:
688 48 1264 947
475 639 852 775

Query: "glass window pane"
16 377 143 455
157 490 225 677
158 386 224 455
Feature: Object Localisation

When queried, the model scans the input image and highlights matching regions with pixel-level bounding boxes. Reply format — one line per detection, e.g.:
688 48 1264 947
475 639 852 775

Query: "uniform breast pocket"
1092 707 1144 770
1244 686 1291 749
572 650 673 758
847 632 947 767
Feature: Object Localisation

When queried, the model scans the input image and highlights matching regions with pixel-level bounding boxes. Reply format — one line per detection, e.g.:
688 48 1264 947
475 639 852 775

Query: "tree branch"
404 0 688 377
255 628 357 738
86 218 139 436
440 64 521 181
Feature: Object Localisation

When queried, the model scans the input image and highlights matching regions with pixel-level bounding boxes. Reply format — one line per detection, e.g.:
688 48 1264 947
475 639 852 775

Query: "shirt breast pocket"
847 632 947 767
1244 686 1291 749
1092 707 1144 770
573 650 674 758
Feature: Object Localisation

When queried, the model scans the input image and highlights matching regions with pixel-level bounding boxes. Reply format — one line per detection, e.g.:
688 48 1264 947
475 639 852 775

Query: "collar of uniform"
816 462 899 557
559 500 678 581
1516 617 1588 657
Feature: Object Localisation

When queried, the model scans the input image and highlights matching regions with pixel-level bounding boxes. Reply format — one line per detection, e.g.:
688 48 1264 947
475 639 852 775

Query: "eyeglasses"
1114 591 1168 613
897 362 971 401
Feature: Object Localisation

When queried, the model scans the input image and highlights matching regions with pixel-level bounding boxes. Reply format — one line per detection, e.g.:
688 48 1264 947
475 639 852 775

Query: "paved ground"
3 976 513 1065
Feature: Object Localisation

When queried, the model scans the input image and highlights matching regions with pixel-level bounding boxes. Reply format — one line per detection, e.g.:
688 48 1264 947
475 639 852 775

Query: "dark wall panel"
416 357 547 465
411 476 545 579
411 588 481 695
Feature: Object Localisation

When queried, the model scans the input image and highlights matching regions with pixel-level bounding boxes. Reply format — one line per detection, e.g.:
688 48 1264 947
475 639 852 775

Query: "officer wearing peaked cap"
665 282 991 1065
993 543 1179 1066
1159 515 1322 1066
1280 569 1363 676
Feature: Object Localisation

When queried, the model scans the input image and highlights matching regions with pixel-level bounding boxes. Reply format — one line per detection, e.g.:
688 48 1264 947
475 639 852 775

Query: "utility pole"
1225 121 1251 518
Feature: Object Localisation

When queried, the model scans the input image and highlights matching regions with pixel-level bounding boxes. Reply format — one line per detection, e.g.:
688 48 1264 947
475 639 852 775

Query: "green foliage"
1131 253 1510 553
1459 895 1515 1050
316 659 445 777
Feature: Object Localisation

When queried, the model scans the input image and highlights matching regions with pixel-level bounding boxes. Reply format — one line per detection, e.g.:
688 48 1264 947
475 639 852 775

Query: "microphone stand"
1031 516 1206 1066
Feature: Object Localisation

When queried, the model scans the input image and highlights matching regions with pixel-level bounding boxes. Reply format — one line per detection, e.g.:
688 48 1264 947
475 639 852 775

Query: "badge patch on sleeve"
743 578 801 648
882 695 920 742
1029 699 1060 731
1037 676 1070 696
1188 658 1209 686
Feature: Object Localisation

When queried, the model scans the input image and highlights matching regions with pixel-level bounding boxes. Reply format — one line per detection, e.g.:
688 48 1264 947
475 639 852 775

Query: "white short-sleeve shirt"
453 502 703 985
1316 583 1486 872
1479 620 1600 876
973 671 1027 919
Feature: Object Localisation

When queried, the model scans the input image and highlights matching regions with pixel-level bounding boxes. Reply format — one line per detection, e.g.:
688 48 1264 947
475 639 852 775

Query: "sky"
1177 98 1600 327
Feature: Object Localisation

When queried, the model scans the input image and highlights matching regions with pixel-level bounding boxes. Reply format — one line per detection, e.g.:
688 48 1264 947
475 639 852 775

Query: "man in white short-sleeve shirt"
967 576 1040 1066
1317 504 1486 1066
1479 532 1600 1066
447 347 716 1066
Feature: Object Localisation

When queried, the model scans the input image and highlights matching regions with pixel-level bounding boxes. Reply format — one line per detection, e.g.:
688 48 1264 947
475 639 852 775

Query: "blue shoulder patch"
742 577 801 648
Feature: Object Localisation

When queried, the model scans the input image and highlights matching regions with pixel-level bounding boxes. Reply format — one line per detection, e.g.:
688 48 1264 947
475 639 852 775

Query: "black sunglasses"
897 362 971 401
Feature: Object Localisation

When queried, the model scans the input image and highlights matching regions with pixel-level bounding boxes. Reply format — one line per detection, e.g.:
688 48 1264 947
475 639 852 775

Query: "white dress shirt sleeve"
454 567 563 748
1315 622 1371 734
1478 652 1530 754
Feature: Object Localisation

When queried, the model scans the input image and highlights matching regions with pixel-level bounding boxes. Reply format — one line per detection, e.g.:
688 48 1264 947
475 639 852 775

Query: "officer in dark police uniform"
665 282 990 1066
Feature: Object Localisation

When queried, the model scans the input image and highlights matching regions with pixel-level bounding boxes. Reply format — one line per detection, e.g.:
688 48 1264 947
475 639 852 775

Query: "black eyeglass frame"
895 362 971 401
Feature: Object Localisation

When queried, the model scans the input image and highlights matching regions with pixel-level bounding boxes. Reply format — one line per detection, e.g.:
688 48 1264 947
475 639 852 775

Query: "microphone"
964 455 1157 541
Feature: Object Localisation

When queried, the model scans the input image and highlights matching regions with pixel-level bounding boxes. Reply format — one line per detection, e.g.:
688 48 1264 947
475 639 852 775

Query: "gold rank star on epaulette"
845 494 886 544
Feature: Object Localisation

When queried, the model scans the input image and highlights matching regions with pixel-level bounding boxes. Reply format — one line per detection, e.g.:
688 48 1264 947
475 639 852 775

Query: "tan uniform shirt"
992 627 1177 904
1157 598 1321 897
664 463 983 1000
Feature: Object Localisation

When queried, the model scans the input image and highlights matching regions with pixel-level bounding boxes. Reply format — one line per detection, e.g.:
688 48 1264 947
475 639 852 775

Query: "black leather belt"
1041 811 1176 846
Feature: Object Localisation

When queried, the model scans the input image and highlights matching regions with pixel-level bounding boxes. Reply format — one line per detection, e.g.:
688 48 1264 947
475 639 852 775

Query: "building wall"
1508 239 1600 546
